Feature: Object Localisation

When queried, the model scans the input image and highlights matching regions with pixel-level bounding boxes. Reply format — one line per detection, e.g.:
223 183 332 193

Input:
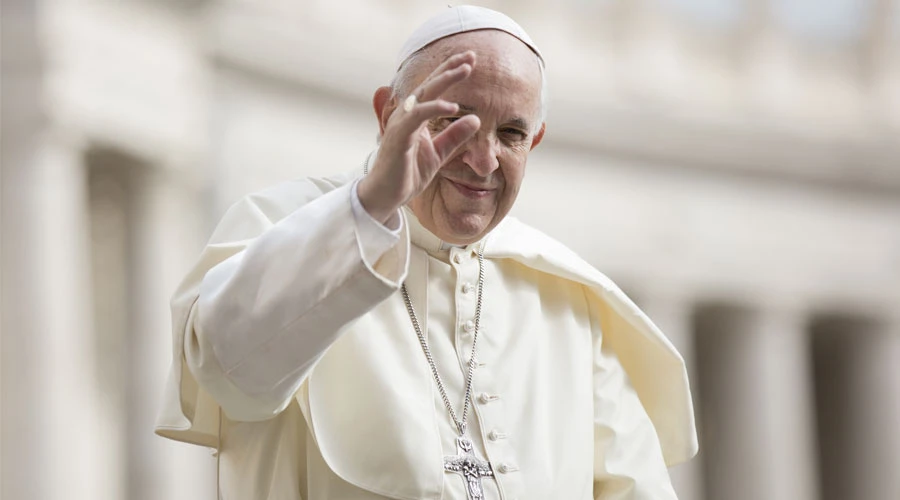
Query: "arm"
591 304 680 499
183 51 481 424
186 180 408 422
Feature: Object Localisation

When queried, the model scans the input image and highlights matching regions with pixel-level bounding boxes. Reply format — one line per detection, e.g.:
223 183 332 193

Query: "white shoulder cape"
155 171 699 471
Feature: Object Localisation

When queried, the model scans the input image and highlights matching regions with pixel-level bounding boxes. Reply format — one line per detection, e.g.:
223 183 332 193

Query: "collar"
402 206 487 258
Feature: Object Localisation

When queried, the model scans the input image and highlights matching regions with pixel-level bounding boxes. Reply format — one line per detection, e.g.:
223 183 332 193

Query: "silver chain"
401 246 486 437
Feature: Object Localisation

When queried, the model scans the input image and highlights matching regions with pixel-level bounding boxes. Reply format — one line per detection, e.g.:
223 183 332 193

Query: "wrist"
357 176 401 225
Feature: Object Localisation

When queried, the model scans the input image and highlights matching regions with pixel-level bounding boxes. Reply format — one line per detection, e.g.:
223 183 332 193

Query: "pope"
156 5 698 499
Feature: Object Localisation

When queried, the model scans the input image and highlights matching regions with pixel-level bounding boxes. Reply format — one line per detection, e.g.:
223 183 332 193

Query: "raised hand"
357 51 481 224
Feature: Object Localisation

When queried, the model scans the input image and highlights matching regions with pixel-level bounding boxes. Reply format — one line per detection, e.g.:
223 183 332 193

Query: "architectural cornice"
206 2 900 192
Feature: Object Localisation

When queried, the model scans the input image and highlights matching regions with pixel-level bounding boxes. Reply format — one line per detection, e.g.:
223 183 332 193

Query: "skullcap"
396 5 544 70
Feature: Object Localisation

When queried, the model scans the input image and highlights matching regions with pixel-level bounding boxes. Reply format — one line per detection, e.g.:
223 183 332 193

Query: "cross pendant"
443 436 494 500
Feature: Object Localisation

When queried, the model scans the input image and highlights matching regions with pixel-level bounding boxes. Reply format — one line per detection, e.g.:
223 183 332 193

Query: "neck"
404 206 462 252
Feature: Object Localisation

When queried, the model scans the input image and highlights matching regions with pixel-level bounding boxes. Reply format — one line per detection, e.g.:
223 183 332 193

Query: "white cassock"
156 155 698 499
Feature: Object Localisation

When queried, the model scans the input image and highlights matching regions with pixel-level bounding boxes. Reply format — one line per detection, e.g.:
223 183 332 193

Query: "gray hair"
390 47 548 135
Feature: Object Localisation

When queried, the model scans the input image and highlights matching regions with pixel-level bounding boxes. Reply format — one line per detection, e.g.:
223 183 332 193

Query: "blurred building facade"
2 1 899 499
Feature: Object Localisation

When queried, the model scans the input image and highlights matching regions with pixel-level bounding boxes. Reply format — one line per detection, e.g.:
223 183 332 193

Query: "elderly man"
156 6 697 499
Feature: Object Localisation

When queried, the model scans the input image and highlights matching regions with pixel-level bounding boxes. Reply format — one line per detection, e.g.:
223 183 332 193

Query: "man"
156 6 697 499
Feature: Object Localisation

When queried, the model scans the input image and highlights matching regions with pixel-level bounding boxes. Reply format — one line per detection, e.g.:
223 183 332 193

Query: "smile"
446 179 495 199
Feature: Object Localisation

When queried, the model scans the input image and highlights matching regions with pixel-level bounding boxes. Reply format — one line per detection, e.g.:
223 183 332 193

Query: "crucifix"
444 436 495 500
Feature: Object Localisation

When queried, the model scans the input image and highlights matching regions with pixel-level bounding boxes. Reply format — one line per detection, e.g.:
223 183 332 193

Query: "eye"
428 116 460 132
499 127 528 142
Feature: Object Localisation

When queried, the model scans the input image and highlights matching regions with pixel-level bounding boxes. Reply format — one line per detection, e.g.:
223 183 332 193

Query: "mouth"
446 178 495 199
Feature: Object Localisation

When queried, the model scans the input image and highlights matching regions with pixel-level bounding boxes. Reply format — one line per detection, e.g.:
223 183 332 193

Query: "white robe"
155 161 698 499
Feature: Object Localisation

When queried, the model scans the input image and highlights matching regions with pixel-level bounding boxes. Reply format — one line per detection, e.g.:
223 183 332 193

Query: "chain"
401 246 486 437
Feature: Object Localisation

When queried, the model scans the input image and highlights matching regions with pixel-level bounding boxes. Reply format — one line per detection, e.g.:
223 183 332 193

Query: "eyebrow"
456 104 532 132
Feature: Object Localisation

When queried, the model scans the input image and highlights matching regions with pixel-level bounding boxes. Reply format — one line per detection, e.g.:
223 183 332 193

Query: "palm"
358 51 481 221
409 127 445 194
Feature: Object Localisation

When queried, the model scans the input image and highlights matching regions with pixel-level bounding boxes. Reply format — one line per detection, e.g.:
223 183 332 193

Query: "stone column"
2 5 110 498
3 135 116 500
1 4 52 498
128 165 218 500
813 316 900 500
695 305 819 500
641 293 704 500
89 150 217 500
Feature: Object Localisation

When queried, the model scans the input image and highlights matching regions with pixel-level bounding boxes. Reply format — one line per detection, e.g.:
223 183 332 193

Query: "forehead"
414 30 542 105
426 30 541 72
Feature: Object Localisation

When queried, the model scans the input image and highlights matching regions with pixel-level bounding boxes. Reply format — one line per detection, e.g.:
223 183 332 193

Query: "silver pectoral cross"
443 436 494 500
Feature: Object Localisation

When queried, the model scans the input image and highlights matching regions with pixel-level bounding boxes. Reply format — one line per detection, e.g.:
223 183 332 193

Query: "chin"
438 212 492 244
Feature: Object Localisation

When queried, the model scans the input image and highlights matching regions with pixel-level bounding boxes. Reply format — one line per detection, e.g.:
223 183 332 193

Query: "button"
453 253 462 264
478 392 498 404
462 283 475 294
463 320 475 333
497 463 518 474
488 430 507 441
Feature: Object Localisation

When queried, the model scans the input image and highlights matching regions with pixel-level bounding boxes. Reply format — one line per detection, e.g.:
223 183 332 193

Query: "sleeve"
185 179 410 423
349 178 402 258
590 301 680 500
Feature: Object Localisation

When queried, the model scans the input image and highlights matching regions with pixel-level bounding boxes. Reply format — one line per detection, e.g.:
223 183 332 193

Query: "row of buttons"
451 248 518 477
481 392 508 457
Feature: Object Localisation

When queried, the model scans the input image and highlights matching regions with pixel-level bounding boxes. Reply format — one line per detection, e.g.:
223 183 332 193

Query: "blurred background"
2 0 899 499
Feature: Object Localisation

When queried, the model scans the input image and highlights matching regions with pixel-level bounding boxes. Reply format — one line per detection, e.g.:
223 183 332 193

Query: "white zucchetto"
396 5 544 70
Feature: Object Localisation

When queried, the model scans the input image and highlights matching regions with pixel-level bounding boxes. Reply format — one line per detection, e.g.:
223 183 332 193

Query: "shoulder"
206 171 358 244
488 215 628 302
234 171 358 221
491 215 597 272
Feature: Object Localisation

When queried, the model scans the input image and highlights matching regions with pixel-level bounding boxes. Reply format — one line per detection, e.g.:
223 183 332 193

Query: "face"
383 30 545 245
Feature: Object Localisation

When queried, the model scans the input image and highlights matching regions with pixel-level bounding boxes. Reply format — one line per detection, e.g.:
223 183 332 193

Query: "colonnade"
1 6 216 497
646 298 900 500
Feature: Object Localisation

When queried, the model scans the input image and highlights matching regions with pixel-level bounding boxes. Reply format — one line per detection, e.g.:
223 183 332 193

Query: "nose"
461 132 500 177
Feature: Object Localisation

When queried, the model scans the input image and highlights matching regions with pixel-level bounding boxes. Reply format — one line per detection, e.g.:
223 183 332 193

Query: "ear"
373 86 397 136
529 122 546 151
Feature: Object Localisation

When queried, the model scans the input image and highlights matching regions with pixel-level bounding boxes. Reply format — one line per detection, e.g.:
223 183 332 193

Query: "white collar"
402 206 483 255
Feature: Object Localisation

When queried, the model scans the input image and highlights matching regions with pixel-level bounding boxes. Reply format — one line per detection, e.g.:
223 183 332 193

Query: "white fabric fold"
171 171 410 423
155 163 697 499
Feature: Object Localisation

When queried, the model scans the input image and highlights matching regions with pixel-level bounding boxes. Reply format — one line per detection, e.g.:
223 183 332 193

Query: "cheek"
409 179 441 216
498 159 527 205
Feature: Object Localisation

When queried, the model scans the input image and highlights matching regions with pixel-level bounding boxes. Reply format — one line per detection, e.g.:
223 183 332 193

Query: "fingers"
432 114 480 162
383 51 478 150
393 99 460 145
390 51 476 134
416 51 476 98
416 54 475 102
